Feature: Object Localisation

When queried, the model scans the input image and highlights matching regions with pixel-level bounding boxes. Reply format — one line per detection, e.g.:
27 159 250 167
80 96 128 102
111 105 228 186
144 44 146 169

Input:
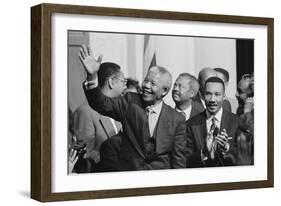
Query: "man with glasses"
79 44 186 171
70 62 125 173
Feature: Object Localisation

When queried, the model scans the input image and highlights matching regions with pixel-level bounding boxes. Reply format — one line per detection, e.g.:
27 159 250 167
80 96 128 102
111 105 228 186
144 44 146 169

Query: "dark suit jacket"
185 109 243 168
189 102 201 120
93 134 123 172
193 93 232 113
84 87 187 171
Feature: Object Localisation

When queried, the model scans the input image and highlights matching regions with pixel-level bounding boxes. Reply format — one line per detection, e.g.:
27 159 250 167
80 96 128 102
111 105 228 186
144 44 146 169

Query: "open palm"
79 44 103 75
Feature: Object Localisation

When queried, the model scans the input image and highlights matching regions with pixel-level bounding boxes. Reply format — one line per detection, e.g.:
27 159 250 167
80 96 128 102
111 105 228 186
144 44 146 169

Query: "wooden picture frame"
31 3 274 202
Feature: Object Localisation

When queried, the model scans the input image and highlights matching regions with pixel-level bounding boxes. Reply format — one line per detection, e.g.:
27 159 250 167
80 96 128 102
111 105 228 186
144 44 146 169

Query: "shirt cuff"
83 80 98 90
201 149 208 162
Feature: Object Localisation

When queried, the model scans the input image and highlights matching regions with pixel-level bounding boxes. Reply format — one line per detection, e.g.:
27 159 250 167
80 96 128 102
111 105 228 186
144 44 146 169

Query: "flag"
143 35 157 75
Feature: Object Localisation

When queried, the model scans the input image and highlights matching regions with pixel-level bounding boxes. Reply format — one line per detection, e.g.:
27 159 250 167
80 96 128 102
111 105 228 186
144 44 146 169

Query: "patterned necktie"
210 116 217 133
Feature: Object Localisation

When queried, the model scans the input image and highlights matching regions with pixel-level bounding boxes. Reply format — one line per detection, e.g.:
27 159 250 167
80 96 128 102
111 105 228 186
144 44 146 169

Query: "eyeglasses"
112 76 127 85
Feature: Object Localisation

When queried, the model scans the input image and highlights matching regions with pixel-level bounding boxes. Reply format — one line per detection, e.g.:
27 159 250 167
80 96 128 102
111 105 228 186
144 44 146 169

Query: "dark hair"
97 62 121 87
126 78 141 92
214 67 229 82
204 76 225 91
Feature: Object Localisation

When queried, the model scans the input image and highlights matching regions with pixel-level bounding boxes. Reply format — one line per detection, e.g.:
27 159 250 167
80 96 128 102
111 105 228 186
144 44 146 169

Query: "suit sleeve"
84 86 128 122
170 117 187 168
185 125 204 168
226 115 245 166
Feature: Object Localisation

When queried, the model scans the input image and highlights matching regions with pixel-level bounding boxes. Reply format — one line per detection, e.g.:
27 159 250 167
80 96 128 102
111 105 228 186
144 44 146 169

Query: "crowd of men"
68 45 254 173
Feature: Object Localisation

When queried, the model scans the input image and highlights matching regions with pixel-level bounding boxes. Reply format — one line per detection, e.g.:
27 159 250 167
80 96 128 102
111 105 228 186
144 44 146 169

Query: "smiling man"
79 45 186 171
172 73 201 121
185 76 243 168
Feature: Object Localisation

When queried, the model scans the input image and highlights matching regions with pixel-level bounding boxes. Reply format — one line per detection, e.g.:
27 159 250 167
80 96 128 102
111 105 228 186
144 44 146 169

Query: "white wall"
1 0 280 206
194 38 237 98
89 33 237 107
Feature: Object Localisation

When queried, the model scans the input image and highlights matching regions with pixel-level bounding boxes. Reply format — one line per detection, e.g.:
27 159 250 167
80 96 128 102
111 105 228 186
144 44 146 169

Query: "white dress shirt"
175 105 192 121
206 107 223 133
146 101 163 137
109 117 119 135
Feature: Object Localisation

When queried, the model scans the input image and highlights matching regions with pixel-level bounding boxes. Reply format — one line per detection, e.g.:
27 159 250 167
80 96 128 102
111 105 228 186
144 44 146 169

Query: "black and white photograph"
30 3 273 202
67 31 254 174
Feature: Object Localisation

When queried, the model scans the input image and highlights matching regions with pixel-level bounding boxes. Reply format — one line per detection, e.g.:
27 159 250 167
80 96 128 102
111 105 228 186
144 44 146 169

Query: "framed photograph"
31 3 274 202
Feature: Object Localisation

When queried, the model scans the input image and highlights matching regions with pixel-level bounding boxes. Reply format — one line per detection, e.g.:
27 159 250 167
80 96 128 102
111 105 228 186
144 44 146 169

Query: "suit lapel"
126 104 147 158
220 110 231 133
99 115 116 139
115 120 122 132
194 113 207 150
154 104 172 153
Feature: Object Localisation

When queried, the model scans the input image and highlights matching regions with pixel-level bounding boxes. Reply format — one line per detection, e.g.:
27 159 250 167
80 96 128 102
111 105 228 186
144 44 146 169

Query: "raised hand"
79 44 103 75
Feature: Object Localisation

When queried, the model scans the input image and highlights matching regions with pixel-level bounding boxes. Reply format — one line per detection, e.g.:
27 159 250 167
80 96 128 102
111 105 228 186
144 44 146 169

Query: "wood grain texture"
31 3 274 202
31 4 43 201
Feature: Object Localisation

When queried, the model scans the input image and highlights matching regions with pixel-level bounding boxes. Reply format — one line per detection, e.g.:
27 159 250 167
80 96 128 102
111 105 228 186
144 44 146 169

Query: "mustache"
207 102 217 106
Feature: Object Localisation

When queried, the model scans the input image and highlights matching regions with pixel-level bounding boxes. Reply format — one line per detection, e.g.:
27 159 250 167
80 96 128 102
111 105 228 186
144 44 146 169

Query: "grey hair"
150 66 172 92
178 73 200 95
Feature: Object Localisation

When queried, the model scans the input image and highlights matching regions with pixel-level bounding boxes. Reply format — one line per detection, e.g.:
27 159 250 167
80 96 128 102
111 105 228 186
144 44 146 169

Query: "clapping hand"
215 129 230 153
206 128 230 160
79 44 103 78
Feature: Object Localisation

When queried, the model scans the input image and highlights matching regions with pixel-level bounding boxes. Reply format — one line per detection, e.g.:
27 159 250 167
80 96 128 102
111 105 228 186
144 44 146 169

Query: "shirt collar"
206 107 223 122
147 101 163 115
175 105 192 120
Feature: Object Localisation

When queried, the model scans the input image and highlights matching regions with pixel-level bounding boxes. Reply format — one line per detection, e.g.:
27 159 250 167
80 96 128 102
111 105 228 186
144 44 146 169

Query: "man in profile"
186 77 243 167
71 62 125 173
79 44 186 171
172 73 201 121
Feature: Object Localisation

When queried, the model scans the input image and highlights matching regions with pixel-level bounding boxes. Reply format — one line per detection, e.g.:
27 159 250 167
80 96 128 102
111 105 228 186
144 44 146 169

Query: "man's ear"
108 78 114 89
190 90 195 98
161 87 169 97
